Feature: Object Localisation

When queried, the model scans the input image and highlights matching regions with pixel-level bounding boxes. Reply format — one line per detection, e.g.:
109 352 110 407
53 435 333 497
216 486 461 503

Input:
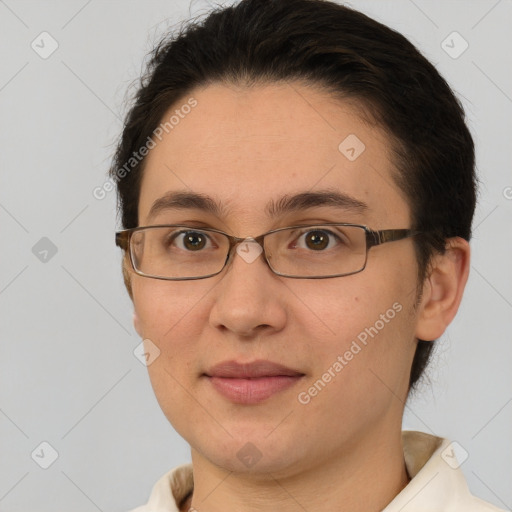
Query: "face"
131 82 422 477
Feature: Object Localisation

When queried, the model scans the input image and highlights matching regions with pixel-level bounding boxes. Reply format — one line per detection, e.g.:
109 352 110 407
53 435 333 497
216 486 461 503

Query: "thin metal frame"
115 223 422 280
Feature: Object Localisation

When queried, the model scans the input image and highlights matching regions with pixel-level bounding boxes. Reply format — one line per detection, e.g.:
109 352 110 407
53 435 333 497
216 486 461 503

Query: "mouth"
203 359 305 404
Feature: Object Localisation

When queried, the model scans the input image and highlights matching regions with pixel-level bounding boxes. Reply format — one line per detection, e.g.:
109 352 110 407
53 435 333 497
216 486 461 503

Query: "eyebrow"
146 189 368 221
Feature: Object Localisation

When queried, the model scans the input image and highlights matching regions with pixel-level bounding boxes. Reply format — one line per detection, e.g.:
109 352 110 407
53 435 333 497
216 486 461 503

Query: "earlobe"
415 237 471 341
122 259 134 300
133 310 143 338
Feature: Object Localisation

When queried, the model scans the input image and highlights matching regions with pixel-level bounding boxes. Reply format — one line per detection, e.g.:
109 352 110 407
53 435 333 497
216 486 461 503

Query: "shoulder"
385 431 507 512
124 462 194 512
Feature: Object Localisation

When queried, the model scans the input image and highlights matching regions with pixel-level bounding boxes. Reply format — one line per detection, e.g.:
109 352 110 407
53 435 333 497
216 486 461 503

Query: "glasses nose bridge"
226 232 266 251
224 233 270 270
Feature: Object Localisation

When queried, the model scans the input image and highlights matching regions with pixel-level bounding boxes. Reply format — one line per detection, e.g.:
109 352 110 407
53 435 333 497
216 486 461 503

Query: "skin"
128 81 470 512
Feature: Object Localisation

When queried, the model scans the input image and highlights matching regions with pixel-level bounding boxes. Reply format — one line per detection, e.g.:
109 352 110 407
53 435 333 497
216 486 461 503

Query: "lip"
205 359 305 378
203 360 305 404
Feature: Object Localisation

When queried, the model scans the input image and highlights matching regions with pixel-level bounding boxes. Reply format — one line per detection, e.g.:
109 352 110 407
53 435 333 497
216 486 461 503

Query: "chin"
191 430 309 477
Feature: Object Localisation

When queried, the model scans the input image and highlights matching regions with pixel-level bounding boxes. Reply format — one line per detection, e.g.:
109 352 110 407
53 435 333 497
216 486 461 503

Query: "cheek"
132 279 210 428
132 278 205 337
296 300 415 433
291 266 417 400
288 273 409 343
132 278 209 383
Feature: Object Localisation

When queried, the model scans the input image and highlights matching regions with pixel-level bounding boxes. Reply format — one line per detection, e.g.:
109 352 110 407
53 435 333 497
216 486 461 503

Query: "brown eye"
170 230 210 251
304 230 329 250
182 231 207 251
293 229 343 251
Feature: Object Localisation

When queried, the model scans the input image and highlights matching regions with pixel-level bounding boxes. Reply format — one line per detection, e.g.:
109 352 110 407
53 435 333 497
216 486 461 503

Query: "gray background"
0 0 511 511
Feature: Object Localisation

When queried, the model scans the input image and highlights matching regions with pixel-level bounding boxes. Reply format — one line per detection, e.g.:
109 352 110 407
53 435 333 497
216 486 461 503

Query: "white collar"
135 430 504 512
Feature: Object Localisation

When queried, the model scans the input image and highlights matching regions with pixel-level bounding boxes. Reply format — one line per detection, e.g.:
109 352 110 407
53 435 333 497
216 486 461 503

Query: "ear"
133 310 143 338
415 237 471 341
122 254 134 300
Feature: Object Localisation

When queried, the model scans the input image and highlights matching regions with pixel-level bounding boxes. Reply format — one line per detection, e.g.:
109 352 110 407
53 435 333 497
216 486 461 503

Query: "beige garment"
127 430 506 512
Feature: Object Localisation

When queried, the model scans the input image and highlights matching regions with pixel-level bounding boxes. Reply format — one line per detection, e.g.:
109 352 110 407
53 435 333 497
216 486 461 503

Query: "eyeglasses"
115 223 421 280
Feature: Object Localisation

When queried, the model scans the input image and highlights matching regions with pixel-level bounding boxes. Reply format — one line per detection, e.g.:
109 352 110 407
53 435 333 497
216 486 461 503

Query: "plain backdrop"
0 0 511 511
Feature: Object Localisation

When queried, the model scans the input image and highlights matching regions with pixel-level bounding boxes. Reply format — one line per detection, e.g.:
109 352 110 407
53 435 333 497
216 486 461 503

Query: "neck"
185 428 410 512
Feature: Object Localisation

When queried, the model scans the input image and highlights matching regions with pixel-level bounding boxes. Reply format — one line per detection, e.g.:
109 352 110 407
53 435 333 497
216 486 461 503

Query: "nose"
208 238 287 337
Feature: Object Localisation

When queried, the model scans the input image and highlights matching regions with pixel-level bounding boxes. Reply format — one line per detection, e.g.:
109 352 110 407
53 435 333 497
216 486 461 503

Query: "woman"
110 1 505 510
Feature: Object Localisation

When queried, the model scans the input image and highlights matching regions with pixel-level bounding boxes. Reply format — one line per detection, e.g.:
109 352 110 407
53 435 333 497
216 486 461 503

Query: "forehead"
138 81 411 229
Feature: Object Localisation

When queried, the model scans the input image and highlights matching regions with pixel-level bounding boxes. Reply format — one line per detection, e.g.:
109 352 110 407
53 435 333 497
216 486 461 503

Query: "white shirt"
127 430 506 512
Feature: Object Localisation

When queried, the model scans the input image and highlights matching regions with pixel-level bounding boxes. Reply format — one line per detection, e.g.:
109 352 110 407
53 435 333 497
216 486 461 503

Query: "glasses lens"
130 226 229 279
128 224 367 279
265 225 367 277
